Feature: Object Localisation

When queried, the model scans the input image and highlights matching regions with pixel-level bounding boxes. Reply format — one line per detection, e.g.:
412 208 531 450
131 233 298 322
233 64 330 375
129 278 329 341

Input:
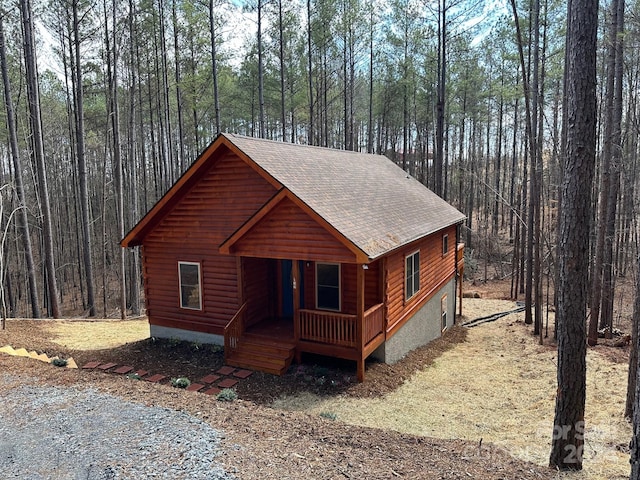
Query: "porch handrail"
299 309 357 348
224 301 247 362
364 303 384 345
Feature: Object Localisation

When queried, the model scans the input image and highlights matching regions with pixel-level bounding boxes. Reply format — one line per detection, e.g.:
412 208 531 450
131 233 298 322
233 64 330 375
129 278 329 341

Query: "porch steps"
226 335 295 376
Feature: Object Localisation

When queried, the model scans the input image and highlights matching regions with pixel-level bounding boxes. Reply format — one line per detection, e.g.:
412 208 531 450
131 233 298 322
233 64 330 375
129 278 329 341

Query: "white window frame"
441 294 448 331
405 250 420 300
315 262 341 311
442 234 449 256
178 261 202 310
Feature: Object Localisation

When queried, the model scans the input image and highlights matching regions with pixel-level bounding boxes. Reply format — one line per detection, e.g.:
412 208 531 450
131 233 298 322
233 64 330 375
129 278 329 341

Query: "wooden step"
237 337 295 357
226 337 295 376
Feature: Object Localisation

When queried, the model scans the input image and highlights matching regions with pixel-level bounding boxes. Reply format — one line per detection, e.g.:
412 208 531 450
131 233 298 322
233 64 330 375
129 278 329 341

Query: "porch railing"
457 243 465 271
299 309 357 347
224 301 247 361
364 303 384 345
299 303 385 349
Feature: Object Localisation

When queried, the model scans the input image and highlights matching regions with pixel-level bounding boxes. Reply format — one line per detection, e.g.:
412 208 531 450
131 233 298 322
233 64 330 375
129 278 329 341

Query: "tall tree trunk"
278 0 286 141
172 0 185 171
434 0 446 196
629 253 640 476
128 0 141 316
509 0 537 326
19 0 61 318
209 0 221 135
0 13 41 318
367 6 374 153
257 0 265 139
599 0 624 337
307 0 314 145
549 0 597 469
104 0 127 319
589 0 621 345
72 0 96 317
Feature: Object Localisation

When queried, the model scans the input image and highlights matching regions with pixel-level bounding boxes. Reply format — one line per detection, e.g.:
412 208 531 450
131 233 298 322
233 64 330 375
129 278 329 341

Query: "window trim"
441 294 448 331
442 234 449 257
315 262 341 311
405 250 421 301
178 261 203 311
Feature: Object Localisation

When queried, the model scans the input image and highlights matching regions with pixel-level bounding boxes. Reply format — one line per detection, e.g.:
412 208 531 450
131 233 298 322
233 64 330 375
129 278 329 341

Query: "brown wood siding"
242 257 273 327
365 260 381 309
230 197 358 263
142 152 277 335
300 260 381 315
303 262 315 309
385 225 458 336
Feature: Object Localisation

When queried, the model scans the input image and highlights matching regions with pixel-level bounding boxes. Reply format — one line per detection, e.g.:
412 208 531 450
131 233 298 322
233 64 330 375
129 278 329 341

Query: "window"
442 234 449 256
441 294 448 331
178 262 202 310
405 251 420 300
316 263 340 311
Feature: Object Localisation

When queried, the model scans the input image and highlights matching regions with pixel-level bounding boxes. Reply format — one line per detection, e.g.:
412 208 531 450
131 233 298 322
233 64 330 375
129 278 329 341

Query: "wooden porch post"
356 263 365 382
292 259 301 364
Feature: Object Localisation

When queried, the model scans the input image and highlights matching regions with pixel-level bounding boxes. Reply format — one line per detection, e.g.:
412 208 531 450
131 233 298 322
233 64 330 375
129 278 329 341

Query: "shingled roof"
224 134 465 259
122 133 465 260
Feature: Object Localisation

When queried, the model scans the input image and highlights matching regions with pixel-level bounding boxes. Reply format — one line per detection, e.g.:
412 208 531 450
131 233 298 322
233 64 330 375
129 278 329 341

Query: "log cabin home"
121 133 466 381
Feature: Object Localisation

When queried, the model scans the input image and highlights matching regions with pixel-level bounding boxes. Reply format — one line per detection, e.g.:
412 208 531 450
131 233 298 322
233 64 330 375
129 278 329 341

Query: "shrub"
126 373 142 380
171 377 191 388
216 388 237 402
320 412 337 421
52 358 68 367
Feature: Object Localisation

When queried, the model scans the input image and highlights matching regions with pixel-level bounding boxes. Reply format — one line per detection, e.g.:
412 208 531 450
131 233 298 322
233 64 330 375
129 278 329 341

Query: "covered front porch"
224 257 386 381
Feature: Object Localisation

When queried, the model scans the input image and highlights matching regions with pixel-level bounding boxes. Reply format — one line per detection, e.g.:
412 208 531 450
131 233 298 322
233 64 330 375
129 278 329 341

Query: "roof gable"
122 133 465 259
223 134 465 259
220 190 365 263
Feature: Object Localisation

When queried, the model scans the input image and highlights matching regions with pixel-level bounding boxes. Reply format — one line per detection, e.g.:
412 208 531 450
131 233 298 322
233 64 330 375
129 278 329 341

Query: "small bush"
126 373 142 380
216 388 237 402
171 377 191 388
320 412 337 421
52 358 68 367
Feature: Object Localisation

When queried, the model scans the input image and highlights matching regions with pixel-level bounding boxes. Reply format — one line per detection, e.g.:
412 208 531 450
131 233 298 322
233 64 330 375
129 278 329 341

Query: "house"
121 133 466 381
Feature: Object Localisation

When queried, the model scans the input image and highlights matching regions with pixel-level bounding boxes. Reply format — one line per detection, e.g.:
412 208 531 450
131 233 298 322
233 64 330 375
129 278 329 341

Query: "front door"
281 260 304 317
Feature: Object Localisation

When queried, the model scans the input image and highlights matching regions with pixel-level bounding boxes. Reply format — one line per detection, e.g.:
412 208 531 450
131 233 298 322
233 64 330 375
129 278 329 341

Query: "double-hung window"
178 261 202 310
316 263 340 311
405 251 420 300
441 294 448 331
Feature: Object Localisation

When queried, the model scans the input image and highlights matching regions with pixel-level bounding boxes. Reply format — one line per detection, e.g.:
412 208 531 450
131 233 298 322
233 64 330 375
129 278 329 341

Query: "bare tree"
0 12 41 318
630 253 640 478
549 0 598 470
19 0 61 318
71 0 97 317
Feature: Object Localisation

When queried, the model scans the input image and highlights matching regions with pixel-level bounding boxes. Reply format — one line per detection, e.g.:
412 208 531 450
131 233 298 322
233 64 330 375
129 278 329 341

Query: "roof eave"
364 216 466 261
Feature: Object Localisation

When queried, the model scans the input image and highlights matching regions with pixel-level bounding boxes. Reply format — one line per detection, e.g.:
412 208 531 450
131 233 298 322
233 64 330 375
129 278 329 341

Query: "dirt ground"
0 293 633 479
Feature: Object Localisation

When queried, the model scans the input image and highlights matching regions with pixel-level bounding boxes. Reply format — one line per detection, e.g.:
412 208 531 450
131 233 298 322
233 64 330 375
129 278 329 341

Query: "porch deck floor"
245 317 294 342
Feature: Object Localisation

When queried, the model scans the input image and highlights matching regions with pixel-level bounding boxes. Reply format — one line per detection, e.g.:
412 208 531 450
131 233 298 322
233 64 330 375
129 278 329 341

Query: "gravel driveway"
0 378 233 479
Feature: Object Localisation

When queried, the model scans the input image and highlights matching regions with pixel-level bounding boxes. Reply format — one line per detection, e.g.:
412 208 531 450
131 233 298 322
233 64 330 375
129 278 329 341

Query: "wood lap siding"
301 261 381 315
385 225 457 336
242 257 273 327
143 153 277 335
231 197 357 263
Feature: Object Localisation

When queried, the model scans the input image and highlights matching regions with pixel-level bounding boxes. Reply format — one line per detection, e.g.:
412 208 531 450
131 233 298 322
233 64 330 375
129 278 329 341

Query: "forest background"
0 0 636 343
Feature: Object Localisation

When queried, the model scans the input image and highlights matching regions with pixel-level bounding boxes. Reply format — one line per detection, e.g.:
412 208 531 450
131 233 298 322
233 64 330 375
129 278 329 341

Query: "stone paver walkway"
0 344 252 395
